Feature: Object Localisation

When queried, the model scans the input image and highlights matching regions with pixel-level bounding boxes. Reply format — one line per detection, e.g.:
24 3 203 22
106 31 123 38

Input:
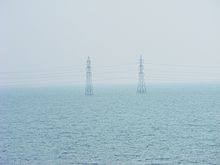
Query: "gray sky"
1 0 220 86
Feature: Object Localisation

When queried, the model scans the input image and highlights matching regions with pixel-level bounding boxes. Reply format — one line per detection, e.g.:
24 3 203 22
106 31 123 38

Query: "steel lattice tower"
137 55 146 94
85 56 93 96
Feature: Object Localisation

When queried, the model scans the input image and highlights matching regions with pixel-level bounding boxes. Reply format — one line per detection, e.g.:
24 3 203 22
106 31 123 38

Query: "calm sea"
0 84 220 164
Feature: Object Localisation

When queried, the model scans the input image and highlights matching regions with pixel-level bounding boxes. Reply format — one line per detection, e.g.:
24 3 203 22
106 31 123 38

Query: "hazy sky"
1 0 220 86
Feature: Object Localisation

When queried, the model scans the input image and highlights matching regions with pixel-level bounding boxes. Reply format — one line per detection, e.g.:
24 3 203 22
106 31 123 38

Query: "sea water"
0 84 220 164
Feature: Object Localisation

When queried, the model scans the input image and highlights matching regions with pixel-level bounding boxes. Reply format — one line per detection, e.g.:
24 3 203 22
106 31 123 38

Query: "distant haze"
0 0 220 86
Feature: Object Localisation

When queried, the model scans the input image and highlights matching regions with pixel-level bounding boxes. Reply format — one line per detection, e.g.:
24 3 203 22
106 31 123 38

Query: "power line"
1 60 220 87
1 62 220 75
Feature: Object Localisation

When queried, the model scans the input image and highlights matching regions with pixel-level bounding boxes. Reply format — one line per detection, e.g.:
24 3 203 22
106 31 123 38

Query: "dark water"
0 85 220 164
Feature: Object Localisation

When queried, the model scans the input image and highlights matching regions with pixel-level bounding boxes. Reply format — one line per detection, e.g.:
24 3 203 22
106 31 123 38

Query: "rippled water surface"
0 85 220 164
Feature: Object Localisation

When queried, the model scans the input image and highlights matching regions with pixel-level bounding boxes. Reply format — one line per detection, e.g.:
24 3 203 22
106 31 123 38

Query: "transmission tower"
85 56 93 96
137 55 147 94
